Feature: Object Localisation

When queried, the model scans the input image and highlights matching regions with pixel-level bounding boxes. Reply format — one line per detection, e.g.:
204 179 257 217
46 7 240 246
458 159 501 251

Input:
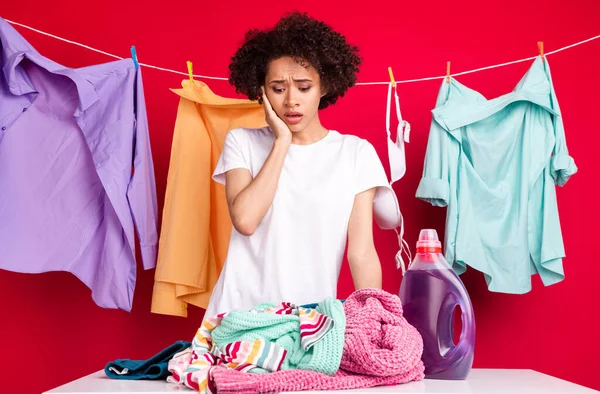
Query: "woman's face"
264 56 325 133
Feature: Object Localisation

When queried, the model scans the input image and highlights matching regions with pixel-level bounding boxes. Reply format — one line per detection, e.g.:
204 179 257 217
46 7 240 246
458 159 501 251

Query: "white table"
45 369 598 393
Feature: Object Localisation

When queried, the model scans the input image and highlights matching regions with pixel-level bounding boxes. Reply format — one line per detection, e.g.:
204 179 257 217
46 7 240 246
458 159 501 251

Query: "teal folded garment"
104 340 191 380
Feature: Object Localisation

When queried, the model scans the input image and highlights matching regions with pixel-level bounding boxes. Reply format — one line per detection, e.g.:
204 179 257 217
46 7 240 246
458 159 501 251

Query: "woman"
204 11 396 318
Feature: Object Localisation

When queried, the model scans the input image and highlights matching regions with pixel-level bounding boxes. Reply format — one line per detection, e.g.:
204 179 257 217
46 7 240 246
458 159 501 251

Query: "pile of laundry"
105 288 424 393
177 288 424 392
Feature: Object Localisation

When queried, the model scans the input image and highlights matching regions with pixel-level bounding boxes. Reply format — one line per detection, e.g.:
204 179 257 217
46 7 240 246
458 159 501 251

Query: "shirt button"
1 127 6 131
23 107 28 112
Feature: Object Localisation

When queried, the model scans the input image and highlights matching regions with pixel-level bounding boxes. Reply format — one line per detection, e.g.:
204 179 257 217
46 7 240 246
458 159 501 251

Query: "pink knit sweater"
211 289 425 393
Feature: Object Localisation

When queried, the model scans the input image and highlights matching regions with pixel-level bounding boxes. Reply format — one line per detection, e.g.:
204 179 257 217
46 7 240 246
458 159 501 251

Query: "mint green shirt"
416 57 577 294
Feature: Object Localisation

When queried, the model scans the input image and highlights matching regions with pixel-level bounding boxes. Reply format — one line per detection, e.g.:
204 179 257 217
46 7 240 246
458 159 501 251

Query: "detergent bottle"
399 229 475 380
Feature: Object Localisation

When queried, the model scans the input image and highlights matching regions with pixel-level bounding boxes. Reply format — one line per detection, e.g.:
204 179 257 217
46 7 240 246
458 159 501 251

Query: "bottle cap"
416 229 442 253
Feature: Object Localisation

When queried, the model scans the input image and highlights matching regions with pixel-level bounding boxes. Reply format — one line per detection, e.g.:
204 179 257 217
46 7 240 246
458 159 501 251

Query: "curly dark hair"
228 12 362 110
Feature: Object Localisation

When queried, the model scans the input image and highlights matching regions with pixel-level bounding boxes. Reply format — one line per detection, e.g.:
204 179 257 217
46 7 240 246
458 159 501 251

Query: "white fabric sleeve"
212 129 251 185
355 140 403 230
355 140 391 195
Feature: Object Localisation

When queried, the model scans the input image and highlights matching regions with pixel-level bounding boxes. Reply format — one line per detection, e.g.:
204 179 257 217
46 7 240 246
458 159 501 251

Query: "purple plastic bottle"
399 229 475 380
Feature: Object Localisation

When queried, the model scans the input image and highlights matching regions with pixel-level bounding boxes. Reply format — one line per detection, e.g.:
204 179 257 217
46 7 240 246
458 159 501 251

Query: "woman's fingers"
261 86 274 115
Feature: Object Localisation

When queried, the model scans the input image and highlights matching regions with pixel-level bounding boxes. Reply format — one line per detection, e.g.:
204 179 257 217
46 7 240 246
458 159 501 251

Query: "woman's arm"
225 87 292 236
347 188 383 289
225 138 289 236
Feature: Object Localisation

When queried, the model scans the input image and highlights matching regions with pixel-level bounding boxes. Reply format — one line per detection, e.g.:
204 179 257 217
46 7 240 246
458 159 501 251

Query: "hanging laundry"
151 80 266 317
167 298 345 393
374 82 410 231
381 82 412 272
416 57 577 294
0 18 158 311
385 82 411 185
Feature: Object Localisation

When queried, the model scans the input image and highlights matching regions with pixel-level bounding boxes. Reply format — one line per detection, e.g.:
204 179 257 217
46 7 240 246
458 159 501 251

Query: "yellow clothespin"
538 41 545 63
388 67 396 88
187 61 195 85
446 61 451 84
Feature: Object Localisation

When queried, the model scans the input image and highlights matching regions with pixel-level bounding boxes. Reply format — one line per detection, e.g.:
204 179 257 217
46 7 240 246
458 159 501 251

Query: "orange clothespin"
538 41 545 63
187 61 195 85
446 61 451 84
388 67 396 88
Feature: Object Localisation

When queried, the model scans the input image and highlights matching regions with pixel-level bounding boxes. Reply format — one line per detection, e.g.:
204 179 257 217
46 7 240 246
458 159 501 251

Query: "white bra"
372 82 411 273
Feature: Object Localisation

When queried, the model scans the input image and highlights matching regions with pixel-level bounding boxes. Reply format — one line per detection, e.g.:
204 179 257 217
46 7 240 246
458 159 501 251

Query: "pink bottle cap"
416 229 442 253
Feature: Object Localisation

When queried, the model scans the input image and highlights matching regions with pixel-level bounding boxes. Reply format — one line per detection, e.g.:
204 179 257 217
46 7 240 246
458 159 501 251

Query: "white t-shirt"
204 127 393 317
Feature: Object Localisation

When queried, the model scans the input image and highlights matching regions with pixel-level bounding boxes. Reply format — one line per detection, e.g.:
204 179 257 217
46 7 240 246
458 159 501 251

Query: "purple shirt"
0 18 158 311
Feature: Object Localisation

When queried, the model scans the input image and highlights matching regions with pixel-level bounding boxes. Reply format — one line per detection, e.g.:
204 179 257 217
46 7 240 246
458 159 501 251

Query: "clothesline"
6 18 600 85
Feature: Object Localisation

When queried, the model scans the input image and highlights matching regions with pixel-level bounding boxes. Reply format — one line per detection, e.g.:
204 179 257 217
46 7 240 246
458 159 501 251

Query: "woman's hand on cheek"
261 86 292 144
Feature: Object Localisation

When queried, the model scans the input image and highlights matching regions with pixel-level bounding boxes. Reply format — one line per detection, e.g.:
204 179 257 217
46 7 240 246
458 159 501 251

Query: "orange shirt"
151 80 266 317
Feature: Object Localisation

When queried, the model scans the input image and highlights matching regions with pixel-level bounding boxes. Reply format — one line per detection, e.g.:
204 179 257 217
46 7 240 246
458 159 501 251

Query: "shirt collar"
431 57 559 132
1 18 99 115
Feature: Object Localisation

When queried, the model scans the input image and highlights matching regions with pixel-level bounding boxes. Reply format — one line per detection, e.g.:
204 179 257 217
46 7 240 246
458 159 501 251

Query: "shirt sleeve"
355 140 391 195
415 82 454 207
546 63 577 187
355 140 403 230
126 67 158 270
415 117 451 207
212 129 251 185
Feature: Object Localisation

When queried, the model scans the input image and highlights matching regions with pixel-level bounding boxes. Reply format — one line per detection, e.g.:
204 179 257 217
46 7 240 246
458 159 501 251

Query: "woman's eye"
273 88 284 93
299 87 311 92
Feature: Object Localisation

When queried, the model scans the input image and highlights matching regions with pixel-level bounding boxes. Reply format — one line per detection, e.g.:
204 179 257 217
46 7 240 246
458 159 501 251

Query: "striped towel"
259 302 334 350
298 307 334 350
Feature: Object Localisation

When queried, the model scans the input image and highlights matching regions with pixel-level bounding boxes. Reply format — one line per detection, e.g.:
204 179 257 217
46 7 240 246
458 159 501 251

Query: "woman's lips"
285 113 303 124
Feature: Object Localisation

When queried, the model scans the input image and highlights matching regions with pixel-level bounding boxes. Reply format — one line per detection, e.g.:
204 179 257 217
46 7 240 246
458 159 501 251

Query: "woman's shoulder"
331 130 376 152
330 131 385 170
227 126 271 138
225 126 273 146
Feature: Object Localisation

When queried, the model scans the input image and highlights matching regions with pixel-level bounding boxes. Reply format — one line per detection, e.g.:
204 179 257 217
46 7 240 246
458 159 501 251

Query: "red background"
2 1 599 393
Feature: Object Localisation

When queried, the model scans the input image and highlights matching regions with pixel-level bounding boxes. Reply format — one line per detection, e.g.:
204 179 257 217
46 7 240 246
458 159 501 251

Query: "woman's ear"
320 82 328 98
